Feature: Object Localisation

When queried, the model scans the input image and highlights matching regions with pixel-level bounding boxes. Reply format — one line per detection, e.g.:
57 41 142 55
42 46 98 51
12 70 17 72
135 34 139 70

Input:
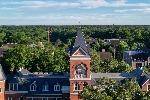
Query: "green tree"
3 43 69 72
81 78 143 100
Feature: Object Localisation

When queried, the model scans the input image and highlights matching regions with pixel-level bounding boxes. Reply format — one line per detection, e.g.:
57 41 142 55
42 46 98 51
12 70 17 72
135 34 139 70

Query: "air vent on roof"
44 72 48 74
49 72 53 75
39 75 44 77
34 72 38 74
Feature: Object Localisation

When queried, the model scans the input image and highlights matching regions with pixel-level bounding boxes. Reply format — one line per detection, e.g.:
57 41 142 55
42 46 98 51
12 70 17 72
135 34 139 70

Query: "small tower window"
30 81 37 91
74 82 80 91
0 87 2 93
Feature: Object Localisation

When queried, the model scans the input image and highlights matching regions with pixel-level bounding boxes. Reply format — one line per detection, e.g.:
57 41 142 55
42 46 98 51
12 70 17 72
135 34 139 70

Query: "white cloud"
0 13 149 25
114 8 150 13
144 8 150 13
79 0 108 8
20 1 80 8
114 9 143 13
1 0 150 10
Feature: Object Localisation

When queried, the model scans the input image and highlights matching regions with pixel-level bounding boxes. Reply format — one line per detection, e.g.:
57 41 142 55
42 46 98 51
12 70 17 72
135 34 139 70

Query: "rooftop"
71 29 90 56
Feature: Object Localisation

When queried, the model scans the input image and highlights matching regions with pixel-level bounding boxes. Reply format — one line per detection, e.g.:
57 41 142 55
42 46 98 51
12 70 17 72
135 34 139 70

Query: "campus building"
123 50 150 69
0 30 150 100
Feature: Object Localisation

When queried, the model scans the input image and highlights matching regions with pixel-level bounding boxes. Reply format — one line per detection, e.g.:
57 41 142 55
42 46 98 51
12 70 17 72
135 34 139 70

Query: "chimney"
102 49 105 52
48 27 52 43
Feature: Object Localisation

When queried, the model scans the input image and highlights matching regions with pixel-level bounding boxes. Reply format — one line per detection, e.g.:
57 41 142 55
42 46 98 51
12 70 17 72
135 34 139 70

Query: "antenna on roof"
77 21 82 32
78 21 81 29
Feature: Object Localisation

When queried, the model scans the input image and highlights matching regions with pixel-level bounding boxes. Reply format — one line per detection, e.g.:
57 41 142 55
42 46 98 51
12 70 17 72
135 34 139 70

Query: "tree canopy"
2 43 69 72
81 78 147 100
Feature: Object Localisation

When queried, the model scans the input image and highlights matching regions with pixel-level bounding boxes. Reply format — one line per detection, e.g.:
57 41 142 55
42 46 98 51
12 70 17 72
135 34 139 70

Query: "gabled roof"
18 68 31 75
70 29 90 56
0 64 6 81
130 67 143 78
138 75 149 86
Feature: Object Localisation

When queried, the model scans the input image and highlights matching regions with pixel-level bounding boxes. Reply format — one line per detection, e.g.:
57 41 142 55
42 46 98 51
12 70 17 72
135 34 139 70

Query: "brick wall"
141 80 150 91
0 81 5 100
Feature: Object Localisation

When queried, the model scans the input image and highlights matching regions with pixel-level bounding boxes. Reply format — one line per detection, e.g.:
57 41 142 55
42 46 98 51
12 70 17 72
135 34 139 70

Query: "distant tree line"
0 25 150 72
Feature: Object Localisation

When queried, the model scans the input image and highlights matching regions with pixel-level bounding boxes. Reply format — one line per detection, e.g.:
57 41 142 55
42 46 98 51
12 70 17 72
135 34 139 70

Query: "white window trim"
8 96 13 100
9 83 18 91
54 85 60 91
42 97 49 100
72 48 88 57
27 97 62 100
74 83 81 91
30 82 37 91
147 84 150 91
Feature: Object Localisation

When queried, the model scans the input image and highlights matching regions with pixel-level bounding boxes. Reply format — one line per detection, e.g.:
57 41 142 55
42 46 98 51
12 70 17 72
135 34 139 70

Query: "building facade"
123 50 150 69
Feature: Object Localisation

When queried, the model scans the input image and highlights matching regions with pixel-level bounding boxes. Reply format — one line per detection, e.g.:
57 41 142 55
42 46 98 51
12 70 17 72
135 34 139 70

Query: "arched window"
54 83 60 91
83 82 88 87
30 81 37 91
75 64 87 78
74 82 80 91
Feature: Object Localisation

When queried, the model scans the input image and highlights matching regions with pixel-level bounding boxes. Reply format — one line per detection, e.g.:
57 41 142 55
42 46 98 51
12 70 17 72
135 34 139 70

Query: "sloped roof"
138 75 149 86
132 53 149 61
100 52 112 61
6 71 70 94
71 29 90 56
91 68 149 86
0 64 6 81
19 69 31 75
92 72 132 79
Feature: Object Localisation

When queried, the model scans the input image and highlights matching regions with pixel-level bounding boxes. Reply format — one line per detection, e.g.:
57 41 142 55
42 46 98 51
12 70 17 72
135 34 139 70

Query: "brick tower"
0 64 6 100
69 29 91 100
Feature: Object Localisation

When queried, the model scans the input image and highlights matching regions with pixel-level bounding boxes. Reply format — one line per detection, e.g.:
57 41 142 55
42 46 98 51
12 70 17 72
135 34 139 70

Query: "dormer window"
9 83 18 91
42 83 49 91
75 64 87 78
30 81 37 91
54 84 60 91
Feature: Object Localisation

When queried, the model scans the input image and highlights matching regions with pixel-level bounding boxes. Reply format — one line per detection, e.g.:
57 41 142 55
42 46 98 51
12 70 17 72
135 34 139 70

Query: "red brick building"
69 30 91 100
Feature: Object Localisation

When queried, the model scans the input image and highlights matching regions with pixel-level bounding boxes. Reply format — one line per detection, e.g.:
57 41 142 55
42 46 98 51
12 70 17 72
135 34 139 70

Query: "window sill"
54 90 60 91
73 90 82 92
42 90 49 91
30 90 36 91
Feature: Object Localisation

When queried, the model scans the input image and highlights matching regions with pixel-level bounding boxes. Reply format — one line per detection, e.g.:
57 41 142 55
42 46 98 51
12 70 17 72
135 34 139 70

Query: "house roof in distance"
0 64 6 81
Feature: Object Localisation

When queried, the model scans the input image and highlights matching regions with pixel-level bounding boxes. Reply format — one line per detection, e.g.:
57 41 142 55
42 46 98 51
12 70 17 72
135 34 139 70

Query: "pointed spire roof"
0 64 6 81
70 28 90 56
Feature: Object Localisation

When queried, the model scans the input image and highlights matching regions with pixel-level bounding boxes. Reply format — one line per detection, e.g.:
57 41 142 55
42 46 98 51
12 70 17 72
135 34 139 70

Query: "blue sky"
0 0 150 25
